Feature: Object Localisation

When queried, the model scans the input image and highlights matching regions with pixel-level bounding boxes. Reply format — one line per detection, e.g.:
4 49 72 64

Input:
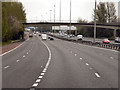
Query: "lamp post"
54 5 56 33
70 0 72 35
59 0 61 31
93 0 97 43
50 10 52 22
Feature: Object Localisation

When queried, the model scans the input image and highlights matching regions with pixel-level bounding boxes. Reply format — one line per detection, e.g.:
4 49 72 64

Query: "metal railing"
48 34 120 51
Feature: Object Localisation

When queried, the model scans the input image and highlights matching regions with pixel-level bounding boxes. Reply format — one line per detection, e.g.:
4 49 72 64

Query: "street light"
59 0 61 31
93 0 97 43
70 0 72 35
50 10 52 22
60 0 61 22
50 10 52 33
54 5 56 33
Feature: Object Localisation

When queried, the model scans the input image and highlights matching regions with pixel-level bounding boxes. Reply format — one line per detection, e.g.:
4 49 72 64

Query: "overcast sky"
19 0 119 22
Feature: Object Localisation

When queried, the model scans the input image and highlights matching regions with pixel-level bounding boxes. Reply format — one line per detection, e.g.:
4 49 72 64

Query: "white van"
42 34 47 40
77 35 83 40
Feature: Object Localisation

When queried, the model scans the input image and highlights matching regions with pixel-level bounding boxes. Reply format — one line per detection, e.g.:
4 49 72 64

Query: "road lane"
2 35 118 88
62 40 118 88
37 38 118 88
3 36 49 88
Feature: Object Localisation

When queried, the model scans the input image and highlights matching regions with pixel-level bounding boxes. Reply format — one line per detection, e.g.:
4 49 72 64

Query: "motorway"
2 34 118 88
53 33 119 44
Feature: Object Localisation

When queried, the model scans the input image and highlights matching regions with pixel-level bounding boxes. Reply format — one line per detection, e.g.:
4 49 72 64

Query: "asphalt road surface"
2 34 118 89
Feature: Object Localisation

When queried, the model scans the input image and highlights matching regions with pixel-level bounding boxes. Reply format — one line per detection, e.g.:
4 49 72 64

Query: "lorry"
41 34 47 40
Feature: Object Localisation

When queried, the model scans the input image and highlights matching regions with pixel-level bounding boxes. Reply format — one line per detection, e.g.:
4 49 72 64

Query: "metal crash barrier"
48 34 120 51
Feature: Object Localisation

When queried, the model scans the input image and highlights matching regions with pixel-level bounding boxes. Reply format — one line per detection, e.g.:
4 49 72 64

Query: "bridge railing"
48 34 120 51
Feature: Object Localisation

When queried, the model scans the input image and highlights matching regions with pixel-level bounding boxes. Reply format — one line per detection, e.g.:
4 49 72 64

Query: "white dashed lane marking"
35 79 41 83
16 60 20 62
95 73 101 78
38 76 43 79
42 70 46 73
90 68 93 70
32 83 38 87
110 57 114 59
85 63 89 66
31 36 52 88
41 73 45 76
80 58 82 60
27 52 29 54
23 55 26 58
75 54 77 56
4 66 10 69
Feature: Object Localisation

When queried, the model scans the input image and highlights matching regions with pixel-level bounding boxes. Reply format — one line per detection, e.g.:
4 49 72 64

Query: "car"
103 39 110 44
38 33 41 36
29 33 33 37
115 37 120 43
50 37 54 40
41 34 47 40
48 36 51 39
77 35 83 40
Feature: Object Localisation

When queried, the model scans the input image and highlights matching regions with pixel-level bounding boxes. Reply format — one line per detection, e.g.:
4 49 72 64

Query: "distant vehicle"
103 39 110 44
41 34 47 40
38 32 41 36
50 37 54 40
68 34 73 38
115 37 120 43
69 34 73 38
36 32 39 34
77 35 83 40
48 36 51 39
29 33 33 38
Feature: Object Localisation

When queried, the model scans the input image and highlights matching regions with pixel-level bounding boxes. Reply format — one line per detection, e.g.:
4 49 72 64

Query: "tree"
96 2 107 24
93 2 117 24
2 2 26 42
106 2 117 23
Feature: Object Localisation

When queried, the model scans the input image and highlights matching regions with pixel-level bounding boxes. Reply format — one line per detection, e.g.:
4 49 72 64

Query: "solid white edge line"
0 38 28 56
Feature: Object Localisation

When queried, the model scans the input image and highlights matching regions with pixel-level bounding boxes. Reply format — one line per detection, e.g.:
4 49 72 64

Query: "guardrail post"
114 29 117 39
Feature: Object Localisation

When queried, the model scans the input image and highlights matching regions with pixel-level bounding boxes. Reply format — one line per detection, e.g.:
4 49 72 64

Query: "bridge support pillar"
75 30 77 36
114 29 117 39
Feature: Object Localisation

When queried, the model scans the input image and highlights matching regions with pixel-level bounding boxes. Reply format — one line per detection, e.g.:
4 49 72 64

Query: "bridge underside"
23 22 120 38
23 22 120 29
